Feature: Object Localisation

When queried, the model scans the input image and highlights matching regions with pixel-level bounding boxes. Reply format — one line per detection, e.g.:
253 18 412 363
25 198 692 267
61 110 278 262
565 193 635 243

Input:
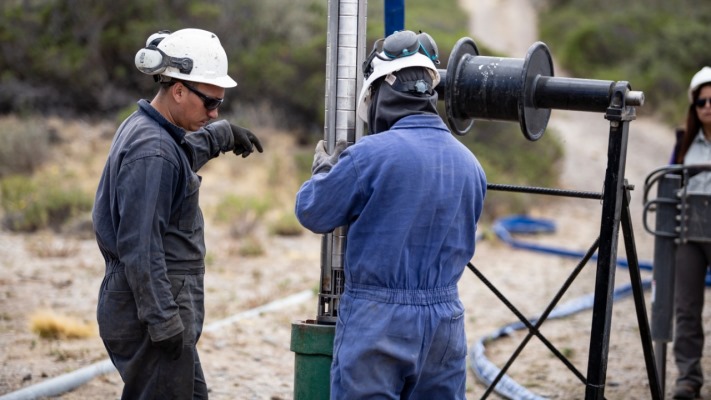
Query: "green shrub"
269 211 303 237
213 194 271 237
456 121 564 220
0 173 93 232
294 147 316 187
0 0 329 134
214 194 270 222
238 235 266 257
0 117 51 178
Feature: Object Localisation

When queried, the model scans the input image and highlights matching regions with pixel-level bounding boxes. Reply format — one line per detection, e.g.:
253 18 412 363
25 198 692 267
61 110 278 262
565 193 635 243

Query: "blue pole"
384 0 405 36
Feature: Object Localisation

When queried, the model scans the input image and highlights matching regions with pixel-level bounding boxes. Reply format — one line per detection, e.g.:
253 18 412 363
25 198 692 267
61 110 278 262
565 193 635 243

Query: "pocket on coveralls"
97 273 143 340
440 311 466 363
171 274 204 346
178 173 201 231
332 294 353 358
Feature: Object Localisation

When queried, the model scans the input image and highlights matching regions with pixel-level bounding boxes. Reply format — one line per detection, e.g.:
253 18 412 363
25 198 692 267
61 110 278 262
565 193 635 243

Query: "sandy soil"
1 2 710 400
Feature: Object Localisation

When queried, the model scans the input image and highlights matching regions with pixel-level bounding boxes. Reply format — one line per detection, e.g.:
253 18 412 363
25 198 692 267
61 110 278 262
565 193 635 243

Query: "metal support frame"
584 81 636 398
470 83 662 399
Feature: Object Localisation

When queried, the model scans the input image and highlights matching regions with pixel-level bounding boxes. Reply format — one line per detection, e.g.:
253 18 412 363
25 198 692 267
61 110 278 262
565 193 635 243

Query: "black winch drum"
445 38 553 140
441 37 645 140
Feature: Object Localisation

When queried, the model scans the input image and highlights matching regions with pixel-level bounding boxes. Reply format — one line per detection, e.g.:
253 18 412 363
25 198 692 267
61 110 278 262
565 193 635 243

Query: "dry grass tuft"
29 310 96 340
26 234 79 258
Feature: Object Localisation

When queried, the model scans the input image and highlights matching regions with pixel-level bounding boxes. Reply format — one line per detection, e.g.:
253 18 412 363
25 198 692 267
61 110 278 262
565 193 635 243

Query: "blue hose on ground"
491 215 652 270
468 215 654 399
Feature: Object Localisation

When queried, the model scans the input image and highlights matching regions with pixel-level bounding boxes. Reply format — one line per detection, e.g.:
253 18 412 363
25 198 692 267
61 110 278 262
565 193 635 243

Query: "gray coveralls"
92 99 234 399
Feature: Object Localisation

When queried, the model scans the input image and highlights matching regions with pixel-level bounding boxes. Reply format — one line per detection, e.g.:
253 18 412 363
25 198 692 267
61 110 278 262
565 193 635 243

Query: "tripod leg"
620 187 663 399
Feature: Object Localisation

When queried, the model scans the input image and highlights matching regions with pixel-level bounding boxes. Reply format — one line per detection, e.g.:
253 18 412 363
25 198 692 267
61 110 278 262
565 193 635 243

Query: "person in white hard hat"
669 66 711 400
92 28 262 399
295 30 487 399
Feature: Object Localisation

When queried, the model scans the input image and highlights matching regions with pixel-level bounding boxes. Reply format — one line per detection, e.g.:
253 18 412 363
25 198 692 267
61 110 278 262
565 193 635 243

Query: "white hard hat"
688 66 711 103
135 28 237 88
356 52 440 122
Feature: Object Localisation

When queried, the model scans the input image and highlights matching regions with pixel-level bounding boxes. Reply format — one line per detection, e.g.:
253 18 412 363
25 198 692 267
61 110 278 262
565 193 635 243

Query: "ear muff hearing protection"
135 46 194 75
135 31 194 77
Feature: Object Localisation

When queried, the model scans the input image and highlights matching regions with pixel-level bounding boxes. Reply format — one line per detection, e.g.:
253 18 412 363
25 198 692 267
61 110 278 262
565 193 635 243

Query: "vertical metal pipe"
384 0 404 36
291 2 367 397
324 0 339 149
317 0 367 324
650 173 681 394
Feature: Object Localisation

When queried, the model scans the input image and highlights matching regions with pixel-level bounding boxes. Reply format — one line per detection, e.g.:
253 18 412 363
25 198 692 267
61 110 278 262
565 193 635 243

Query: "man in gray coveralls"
92 28 262 399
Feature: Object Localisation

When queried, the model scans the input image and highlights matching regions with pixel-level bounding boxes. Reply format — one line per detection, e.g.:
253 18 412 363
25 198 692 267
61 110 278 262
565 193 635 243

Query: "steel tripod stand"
470 82 662 399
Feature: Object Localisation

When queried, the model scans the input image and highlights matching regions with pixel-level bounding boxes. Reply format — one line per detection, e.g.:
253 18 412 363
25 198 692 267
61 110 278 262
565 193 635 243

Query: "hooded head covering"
367 66 438 135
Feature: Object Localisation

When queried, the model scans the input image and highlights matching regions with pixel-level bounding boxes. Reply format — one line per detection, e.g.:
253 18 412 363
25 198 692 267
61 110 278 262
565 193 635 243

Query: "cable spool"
440 37 645 140
444 38 553 140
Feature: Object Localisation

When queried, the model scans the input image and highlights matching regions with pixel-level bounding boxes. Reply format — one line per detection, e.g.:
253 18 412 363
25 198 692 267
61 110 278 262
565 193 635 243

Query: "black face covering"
367 67 438 135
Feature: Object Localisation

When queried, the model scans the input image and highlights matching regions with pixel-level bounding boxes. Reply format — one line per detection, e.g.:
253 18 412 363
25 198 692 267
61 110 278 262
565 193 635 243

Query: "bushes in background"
539 0 711 125
0 173 93 232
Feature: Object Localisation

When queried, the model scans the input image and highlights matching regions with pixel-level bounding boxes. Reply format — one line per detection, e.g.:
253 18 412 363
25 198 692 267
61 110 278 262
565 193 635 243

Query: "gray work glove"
153 331 184 360
230 124 263 158
312 140 348 175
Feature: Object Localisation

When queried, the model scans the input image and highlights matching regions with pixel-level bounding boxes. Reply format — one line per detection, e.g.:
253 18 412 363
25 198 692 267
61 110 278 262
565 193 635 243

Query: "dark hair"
158 78 178 91
676 82 711 163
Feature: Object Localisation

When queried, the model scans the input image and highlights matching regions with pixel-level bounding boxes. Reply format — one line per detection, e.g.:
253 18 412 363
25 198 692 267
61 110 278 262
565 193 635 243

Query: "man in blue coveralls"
92 28 262 399
295 30 487 399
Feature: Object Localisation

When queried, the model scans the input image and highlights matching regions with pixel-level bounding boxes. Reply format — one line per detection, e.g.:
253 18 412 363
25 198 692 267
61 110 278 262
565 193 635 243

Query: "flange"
445 37 479 135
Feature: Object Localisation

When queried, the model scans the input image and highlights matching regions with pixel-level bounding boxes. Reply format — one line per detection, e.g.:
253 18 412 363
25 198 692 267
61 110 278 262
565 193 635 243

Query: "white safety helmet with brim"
357 30 441 123
688 66 711 103
135 28 237 88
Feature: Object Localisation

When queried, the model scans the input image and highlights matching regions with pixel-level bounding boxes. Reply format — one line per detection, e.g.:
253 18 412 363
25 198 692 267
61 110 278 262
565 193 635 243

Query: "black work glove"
230 124 263 158
312 140 348 175
153 331 184 360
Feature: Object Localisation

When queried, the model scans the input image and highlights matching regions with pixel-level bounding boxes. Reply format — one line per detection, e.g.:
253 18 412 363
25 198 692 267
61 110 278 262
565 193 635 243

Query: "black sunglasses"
180 81 223 110
694 97 711 108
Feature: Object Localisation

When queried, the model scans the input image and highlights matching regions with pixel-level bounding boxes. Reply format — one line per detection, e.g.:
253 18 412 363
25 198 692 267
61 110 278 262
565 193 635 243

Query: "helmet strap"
389 78 433 95
148 46 194 74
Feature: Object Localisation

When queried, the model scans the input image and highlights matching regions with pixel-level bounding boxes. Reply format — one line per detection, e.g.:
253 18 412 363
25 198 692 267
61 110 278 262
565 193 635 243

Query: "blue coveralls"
295 114 487 399
92 99 234 399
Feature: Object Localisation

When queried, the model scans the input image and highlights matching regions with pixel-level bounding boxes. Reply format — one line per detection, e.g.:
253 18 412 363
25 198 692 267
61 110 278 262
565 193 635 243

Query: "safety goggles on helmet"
180 81 223 110
362 30 439 79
